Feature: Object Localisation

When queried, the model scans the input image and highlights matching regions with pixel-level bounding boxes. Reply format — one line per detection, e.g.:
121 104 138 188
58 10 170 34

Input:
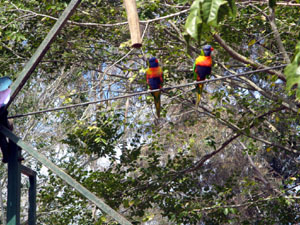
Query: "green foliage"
285 41 300 99
63 111 123 158
2 0 300 224
184 0 236 44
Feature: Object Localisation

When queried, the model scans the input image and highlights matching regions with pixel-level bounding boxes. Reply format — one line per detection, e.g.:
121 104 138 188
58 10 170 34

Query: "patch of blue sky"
22 39 27 46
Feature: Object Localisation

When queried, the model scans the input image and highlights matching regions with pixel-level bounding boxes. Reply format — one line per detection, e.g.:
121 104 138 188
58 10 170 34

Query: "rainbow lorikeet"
0 76 12 163
0 77 12 108
193 45 213 106
146 57 163 118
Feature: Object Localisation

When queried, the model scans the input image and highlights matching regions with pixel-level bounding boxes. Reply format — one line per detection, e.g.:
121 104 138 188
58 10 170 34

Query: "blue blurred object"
0 88 10 107
0 77 12 92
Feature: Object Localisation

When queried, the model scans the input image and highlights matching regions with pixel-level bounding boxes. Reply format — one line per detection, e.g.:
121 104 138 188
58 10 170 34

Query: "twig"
12 4 189 28
213 33 286 81
8 65 287 119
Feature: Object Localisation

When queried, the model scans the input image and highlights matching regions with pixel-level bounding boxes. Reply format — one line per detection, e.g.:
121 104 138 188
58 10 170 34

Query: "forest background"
1 0 300 224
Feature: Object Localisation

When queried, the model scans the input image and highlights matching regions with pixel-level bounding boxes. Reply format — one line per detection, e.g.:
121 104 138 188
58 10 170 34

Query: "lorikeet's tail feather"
196 93 201 106
152 91 161 118
195 84 204 106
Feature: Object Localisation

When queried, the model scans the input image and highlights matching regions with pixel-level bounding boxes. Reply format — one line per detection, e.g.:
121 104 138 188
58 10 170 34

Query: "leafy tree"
1 0 300 224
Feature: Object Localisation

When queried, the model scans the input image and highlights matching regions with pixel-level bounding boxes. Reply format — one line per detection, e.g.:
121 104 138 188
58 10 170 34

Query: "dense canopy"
1 0 300 224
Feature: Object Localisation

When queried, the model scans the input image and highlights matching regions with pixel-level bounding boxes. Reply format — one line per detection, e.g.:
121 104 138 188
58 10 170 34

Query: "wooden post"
124 0 142 48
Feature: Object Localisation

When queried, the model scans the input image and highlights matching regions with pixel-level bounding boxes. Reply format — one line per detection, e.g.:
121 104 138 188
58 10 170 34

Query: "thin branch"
12 4 189 27
250 4 290 63
239 141 280 194
239 1 300 7
174 105 287 175
198 104 298 154
194 195 300 212
219 63 299 113
181 134 240 173
268 6 290 63
8 65 287 119
213 33 286 81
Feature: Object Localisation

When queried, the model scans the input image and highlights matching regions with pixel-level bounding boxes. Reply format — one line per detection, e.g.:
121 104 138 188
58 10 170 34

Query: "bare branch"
194 195 300 212
250 4 290 63
213 33 286 81
239 141 280 194
181 134 240 173
11 4 189 28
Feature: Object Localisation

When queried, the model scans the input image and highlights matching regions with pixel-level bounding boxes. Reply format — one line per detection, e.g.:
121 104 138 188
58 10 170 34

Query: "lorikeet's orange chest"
146 67 163 90
146 67 163 79
195 56 212 67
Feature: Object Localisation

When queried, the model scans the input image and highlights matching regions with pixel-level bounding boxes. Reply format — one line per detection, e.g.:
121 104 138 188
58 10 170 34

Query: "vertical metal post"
1 126 133 225
21 165 37 225
28 175 36 225
7 142 21 225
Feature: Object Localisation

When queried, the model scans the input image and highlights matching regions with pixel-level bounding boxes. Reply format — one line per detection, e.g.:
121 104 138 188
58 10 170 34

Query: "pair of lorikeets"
146 45 214 118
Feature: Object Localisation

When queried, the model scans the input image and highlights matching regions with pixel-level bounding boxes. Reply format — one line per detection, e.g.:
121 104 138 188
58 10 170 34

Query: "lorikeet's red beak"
211 47 214 51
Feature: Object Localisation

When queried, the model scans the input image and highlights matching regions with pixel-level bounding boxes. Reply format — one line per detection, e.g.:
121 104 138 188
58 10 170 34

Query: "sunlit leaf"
284 41 300 99
184 0 236 43
248 39 256 47
266 147 272 152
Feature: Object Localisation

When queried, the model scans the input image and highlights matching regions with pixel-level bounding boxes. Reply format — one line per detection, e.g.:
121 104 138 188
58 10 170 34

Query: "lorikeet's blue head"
149 57 159 68
203 45 214 56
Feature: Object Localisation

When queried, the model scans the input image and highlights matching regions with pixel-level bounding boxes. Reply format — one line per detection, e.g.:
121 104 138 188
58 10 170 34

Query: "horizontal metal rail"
0 126 132 225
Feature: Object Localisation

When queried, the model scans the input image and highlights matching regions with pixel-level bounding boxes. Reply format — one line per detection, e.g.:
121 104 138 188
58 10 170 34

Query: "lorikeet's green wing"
193 62 197 81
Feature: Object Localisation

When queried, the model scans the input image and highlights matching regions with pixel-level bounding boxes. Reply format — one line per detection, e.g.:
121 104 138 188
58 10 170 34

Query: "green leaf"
248 39 256 47
224 208 229 215
284 41 300 99
184 0 202 42
227 0 237 18
207 0 228 26
184 0 236 43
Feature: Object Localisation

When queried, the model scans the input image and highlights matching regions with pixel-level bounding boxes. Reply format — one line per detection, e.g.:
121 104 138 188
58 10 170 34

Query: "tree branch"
11 4 189 27
194 195 300 212
239 141 280 194
181 134 240 173
219 63 299 113
174 104 288 175
213 33 286 81
250 4 290 63
268 7 290 63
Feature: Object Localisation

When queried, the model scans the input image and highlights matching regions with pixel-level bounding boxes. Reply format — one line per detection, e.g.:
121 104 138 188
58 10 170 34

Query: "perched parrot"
0 76 12 163
193 45 214 106
0 76 12 108
146 57 163 118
